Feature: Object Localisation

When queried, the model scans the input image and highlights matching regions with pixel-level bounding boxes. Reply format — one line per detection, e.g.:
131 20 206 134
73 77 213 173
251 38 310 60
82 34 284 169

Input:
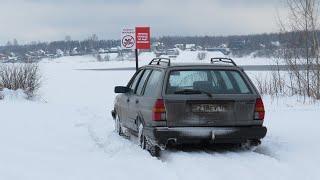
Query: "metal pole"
135 49 139 71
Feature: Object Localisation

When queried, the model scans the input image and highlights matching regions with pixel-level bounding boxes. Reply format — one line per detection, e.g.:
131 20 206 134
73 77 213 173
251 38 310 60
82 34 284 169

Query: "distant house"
70 47 79 56
7 56 18 62
153 50 165 57
98 48 108 54
0 53 8 61
37 49 46 56
108 47 120 53
166 48 179 58
185 44 196 51
174 44 185 50
152 42 166 52
196 46 203 51
56 49 64 57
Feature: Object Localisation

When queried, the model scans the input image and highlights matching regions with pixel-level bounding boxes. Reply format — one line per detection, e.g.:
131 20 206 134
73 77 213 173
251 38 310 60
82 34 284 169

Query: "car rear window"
166 70 252 94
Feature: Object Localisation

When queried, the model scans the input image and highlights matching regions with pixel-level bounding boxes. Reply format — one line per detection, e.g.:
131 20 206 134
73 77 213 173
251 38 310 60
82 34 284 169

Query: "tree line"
1 30 320 59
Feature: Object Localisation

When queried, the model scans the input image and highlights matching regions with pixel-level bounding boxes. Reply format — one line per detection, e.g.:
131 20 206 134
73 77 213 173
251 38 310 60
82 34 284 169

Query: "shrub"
0 63 41 98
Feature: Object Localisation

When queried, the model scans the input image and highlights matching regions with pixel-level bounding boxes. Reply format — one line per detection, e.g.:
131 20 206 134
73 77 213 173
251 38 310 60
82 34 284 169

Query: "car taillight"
254 98 265 120
152 99 166 121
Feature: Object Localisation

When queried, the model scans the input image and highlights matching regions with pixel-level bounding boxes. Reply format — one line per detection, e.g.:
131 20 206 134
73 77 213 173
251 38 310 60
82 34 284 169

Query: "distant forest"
0 31 314 59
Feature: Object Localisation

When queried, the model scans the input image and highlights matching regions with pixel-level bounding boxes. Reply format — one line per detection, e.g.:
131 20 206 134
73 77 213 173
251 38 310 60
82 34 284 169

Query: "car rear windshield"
166 70 252 94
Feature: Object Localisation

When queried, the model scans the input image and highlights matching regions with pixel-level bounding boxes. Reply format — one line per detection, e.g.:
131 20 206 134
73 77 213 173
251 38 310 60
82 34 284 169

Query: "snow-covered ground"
0 53 319 180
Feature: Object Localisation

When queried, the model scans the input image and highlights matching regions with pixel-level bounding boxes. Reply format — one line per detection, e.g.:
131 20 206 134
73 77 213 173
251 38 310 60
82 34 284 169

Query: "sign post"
121 27 150 71
135 49 139 71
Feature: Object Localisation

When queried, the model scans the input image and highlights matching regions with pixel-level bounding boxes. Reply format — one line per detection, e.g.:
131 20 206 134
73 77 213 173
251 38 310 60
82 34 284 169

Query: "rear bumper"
144 126 267 146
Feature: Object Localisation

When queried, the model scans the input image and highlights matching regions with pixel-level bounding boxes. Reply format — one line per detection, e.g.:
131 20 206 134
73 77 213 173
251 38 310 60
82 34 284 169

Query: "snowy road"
1 56 320 180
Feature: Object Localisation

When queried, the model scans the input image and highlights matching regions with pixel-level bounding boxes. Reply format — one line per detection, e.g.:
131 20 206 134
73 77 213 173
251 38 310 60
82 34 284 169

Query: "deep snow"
0 52 319 180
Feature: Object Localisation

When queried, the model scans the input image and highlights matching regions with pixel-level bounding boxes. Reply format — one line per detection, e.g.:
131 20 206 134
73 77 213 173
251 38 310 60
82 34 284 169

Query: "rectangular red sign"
135 27 150 49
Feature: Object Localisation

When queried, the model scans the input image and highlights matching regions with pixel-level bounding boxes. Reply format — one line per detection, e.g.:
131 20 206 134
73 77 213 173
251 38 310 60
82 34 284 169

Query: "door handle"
135 100 139 104
127 99 130 102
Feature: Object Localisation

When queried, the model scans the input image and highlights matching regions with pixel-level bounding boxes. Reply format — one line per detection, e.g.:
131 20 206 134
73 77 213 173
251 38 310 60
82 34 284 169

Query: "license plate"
192 104 226 113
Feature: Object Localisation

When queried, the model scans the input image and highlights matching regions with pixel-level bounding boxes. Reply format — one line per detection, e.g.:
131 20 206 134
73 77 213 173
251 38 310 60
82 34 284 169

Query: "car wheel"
115 115 124 136
147 144 160 157
138 123 160 157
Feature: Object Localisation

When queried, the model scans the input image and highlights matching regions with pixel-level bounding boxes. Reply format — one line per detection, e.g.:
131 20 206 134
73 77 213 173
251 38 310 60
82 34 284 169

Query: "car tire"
138 123 160 157
147 144 160 157
115 115 124 136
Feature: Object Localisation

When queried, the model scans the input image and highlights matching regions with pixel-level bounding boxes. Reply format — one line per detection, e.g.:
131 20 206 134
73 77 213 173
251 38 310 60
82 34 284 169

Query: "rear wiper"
174 89 212 97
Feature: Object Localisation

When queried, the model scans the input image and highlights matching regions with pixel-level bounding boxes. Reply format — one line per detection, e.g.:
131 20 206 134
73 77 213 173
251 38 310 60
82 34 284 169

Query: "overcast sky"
0 0 285 45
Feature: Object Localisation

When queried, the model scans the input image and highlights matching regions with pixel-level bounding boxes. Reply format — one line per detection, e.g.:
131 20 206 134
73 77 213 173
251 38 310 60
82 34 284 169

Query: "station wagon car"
112 57 267 157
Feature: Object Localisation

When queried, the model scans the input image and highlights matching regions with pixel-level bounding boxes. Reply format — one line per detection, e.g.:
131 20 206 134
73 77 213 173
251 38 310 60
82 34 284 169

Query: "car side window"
230 71 251 93
144 70 162 97
220 71 233 90
129 70 144 92
136 69 152 95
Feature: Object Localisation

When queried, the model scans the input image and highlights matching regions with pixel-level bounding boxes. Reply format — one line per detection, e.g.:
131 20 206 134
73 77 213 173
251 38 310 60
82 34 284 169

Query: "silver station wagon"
112 58 267 157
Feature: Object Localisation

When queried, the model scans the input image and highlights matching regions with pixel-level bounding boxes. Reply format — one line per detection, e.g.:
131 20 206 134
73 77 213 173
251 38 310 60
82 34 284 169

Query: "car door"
121 69 144 128
127 69 152 130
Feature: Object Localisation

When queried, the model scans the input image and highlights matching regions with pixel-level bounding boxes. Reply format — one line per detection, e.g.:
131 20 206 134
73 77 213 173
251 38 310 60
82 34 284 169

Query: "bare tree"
279 0 320 100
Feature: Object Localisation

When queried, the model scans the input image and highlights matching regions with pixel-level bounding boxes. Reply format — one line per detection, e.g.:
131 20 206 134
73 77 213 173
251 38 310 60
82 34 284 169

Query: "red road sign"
135 27 150 49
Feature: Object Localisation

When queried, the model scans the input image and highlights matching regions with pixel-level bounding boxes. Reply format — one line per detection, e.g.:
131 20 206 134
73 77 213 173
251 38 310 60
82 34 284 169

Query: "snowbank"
0 88 28 101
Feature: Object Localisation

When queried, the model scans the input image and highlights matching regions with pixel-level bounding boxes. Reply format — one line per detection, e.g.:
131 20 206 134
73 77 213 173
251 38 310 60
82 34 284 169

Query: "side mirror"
114 86 131 93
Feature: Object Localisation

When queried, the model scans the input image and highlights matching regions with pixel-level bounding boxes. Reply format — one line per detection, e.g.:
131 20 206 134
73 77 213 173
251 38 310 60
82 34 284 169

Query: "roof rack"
210 57 237 66
149 58 171 66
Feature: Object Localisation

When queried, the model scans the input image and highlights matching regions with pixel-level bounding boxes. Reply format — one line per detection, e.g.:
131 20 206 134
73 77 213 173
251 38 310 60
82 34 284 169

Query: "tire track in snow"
159 141 282 163
75 107 144 157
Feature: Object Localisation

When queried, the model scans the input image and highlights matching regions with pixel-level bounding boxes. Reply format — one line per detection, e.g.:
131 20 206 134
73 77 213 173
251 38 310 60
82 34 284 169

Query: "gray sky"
0 0 285 45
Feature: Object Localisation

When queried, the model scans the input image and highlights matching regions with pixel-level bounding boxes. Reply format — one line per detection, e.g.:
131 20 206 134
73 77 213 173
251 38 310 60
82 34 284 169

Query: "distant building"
174 44 185 50
185 44 196 50
152 42 166 52
0 53 8 61
70 47 79 56
166 49 179 58
152 42 166 57
109 47 121 53
98 48 108 54
56 49 64 57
